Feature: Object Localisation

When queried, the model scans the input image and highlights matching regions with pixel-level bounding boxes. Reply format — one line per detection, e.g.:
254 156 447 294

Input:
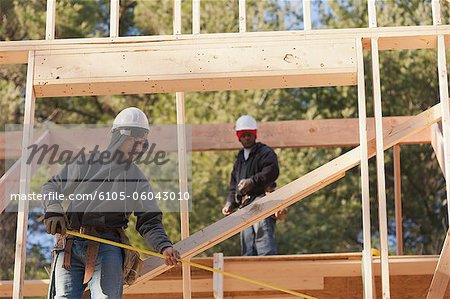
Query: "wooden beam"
32 38 357 97
213 253 224 299
302 0 311 31
173 0 181 35
437 35 450 222
0 117 432 161
110 0 120 38
356 37 374 298
176 92 192 299
12 51 36 299
1 255 445 297
238 0 246 33
192 0 200 34
45 0 56 40
367 0 377 28
432 0 442 26
172 2 191 297
427 230 450 298
125 104 442 287
394 144 403 255
431 123 445 174
372 38 391 299
1 25 450 65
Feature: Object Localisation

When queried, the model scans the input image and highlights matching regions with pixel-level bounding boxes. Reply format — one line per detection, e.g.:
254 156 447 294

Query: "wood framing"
12 51 36 299
437 35 450 221
172 3 192 297
2 254 448 298
31 38 357 97
0 116 432 160
110 0 120 38
125 104 442 289
432 0 442 26
370 34 391 298
302 0 311 30
213 253 224 299
177 92 192 299
394 145 403 255
45 0 56 40
356 37 373 298
1 25 450 65
192 0 200 34
431 123 445 174
238 0 246 33
427 230 450 298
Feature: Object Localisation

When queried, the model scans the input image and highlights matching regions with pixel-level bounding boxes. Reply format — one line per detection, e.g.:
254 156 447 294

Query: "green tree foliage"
1 0 449 282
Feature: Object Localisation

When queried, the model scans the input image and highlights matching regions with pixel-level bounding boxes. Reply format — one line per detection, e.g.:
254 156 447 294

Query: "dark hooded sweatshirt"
42 131 173 253
226 142 279 210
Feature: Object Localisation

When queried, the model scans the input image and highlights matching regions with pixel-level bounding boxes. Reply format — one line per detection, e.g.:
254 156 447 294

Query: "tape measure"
66 230 318 299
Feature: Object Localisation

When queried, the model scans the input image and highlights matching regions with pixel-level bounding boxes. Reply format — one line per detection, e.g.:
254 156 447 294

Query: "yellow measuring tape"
66 230 317 299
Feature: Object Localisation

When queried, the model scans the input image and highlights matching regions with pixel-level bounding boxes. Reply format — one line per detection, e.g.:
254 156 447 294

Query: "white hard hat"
235 115 257 131
112 107 150 131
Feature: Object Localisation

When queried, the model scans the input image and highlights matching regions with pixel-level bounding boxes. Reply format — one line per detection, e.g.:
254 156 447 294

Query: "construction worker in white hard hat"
42 107 180 298
222 115 285 256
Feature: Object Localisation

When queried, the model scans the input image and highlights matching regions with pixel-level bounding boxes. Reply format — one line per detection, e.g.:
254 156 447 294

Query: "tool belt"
54 226 143 286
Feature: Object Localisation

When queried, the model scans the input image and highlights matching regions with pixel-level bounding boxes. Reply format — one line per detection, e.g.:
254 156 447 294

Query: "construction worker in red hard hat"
42 107 180 298
222 115 283 256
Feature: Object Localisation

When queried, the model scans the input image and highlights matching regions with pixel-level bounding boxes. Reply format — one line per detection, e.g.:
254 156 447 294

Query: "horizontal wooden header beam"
0 255 441 297
1 25 450 65
0 116 431 160
32 38 356 97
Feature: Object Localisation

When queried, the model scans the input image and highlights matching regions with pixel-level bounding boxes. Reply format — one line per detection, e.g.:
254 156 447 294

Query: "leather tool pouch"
119 229 144 285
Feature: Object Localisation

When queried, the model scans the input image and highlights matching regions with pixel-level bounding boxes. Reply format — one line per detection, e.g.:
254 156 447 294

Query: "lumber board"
1 25 450 65
0 116 432 160
32 39 357 97
427 230 450 298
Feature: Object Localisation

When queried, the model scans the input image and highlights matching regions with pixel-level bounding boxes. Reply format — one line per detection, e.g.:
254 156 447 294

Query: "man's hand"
162 246 181 266
222 202 234 216
43 212 67 235
274 209 288 221
237 178 254 194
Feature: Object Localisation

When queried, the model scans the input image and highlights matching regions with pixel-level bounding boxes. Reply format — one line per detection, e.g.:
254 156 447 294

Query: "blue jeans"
240 217 277 256
48 236 124 299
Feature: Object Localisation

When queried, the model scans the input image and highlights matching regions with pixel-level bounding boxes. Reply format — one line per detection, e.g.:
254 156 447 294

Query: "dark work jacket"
226 142 279 209
41 131 173 254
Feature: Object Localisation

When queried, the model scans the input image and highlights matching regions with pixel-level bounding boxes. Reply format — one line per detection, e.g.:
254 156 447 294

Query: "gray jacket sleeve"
134 180 173 253
41 163 82 212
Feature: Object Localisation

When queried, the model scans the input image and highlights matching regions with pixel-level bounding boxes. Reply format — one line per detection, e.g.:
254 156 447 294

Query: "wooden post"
427 230 450 298
394 145 403 255
213 253 224 299
192 0 200 34
173 0 182 35
368 1 390 296
110 0 120 38
437 35 450 222
371 36 391 299
367 0 377 28
432 0 442 26
238 0 246 33
173 1 191 298
356 38 374 298
302 0 311 30
12 51 36 299
45 0 56 40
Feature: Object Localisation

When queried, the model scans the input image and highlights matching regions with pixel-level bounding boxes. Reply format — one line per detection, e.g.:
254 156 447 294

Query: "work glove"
237 178 255 194
43 204 68 235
